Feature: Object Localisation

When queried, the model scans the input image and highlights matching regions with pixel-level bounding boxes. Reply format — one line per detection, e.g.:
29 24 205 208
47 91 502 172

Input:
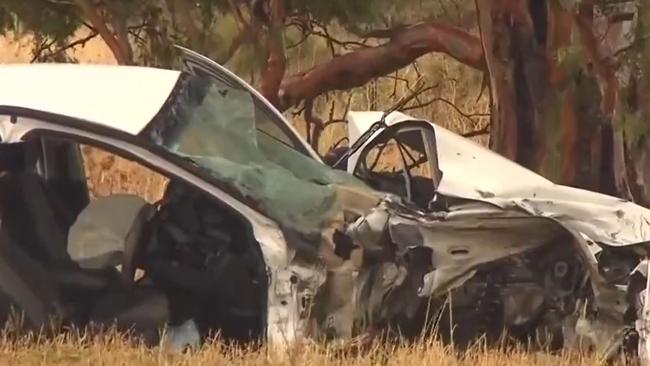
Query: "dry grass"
0 328 612 366
0 32 612 366
80 144 168 203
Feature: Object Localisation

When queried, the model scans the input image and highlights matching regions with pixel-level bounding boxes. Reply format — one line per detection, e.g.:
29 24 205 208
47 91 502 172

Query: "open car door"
352 120 442 209
174 46 320 160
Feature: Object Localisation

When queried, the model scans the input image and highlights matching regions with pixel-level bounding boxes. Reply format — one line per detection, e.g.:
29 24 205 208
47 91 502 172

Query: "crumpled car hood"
346 110 650 248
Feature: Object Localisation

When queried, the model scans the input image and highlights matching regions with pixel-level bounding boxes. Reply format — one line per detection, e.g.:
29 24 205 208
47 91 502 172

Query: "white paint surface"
0 63 180 135
347 110 650 247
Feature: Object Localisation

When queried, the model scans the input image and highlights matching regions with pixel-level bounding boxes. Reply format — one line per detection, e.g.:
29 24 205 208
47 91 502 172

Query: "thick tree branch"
260 0 287 107
108 3 133 63
277 21 485 110
75 0 132 64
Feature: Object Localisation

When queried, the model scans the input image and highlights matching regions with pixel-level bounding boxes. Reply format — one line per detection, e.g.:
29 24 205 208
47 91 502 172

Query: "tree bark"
260 0 287 108
620 1 650 205
277 22 485 111
475 0 620 193
75 0 133 65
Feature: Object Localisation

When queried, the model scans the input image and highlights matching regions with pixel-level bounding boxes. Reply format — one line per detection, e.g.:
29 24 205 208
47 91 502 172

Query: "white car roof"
0 63 180 135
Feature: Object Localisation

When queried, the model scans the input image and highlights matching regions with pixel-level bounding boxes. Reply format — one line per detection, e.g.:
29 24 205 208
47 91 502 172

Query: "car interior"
353 126 438 209
0 136 268 345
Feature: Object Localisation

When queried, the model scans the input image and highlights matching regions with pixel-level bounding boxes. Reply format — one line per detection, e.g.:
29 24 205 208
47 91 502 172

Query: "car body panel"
0 114 322 347
0 64 180 136
346 110 650 248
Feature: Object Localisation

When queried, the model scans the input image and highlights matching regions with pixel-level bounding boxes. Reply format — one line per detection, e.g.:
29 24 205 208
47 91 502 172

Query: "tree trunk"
75 0 133 65
619 2 650 205
475 1 617 193
260 0 287 108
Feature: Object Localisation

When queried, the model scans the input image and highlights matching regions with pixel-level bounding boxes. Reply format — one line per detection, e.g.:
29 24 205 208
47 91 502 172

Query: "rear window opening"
0 136 268 346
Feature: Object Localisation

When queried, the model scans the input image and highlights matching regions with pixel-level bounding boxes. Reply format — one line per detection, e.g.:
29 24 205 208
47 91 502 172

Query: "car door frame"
351 120 442 206
0 109 313 345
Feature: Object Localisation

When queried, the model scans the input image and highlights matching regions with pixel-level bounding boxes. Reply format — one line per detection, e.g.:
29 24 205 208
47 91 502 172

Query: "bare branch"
289 18 371 50
30 37 57 63
286 29 311 49
401 95 489 120
331 137 349 149
461 124 490 137
278 21 485 110
31 31 100 62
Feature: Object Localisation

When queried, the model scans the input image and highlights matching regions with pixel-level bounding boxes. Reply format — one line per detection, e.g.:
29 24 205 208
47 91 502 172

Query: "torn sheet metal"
389 213 565 297
342 110 650 359
346 111 650 248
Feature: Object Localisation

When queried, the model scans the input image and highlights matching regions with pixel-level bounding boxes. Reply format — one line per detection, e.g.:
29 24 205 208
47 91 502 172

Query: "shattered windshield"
144 72 377 234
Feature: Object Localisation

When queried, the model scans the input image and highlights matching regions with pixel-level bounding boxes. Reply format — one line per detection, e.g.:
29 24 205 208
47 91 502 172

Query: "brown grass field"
0 32 620 365
0 330 612 366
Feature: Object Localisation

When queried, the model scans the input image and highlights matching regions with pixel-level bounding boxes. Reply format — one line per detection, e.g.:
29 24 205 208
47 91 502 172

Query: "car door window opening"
0 132 269 345
354 124 438 209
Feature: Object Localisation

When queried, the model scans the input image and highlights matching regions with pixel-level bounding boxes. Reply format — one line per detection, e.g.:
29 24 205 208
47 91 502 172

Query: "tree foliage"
0 0 242 65
0 0 80 41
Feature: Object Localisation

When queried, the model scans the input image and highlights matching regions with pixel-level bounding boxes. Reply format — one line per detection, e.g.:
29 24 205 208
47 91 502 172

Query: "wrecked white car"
1 47 650 360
